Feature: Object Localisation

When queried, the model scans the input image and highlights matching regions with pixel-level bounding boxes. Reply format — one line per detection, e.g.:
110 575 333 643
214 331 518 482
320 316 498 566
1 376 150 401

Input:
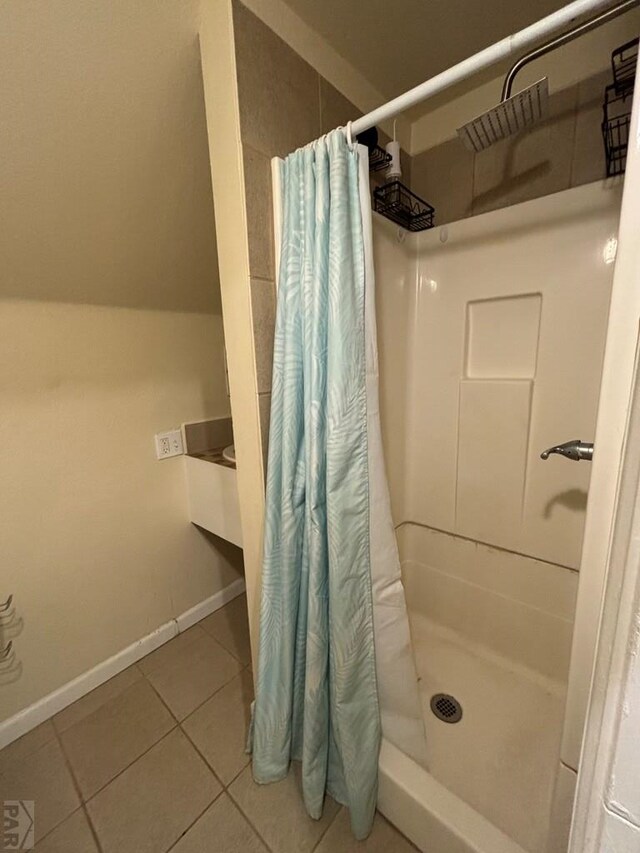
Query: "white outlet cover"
155 429 184 460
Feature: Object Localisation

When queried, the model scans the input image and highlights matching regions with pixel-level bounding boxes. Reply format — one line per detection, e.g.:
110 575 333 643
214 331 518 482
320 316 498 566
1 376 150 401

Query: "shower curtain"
250 129 425 840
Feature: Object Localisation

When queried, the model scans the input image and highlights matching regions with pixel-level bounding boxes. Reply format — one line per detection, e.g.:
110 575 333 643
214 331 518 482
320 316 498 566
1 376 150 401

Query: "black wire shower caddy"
373 180 435 232
368 145 392 172
602 37 638 177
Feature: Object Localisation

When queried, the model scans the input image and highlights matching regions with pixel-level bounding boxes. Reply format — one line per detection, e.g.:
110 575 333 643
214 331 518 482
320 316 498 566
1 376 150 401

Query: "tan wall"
0 1 242 721
407 10 639 226
411 69 620 226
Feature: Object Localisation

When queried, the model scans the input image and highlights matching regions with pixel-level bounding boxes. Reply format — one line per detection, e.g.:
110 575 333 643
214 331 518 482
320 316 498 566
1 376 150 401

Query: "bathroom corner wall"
410 69 616 226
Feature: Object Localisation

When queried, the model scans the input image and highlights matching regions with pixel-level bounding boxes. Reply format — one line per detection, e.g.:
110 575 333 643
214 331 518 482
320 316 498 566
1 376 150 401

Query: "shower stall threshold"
378 739 526 853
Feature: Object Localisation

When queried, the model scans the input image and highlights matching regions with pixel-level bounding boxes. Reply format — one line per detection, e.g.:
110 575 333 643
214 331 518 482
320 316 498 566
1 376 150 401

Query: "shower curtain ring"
346 121 354 148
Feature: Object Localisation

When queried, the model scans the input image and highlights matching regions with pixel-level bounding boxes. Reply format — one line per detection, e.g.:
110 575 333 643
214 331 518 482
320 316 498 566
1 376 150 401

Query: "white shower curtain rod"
349 0 627 137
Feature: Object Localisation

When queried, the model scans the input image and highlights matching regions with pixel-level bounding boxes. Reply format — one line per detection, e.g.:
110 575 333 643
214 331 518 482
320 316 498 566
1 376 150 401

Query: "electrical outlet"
155 429 184 460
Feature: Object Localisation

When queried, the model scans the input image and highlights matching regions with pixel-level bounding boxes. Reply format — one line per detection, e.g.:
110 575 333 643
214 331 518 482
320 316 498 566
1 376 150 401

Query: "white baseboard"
0 577 246 751
176 576 246 632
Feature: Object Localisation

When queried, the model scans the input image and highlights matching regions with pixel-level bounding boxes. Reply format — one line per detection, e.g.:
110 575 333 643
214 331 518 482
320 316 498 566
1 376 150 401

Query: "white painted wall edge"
0 576 246 751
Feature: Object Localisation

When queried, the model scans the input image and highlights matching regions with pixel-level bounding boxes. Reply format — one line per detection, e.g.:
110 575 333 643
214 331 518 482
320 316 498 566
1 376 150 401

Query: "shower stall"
373 181 622 853
266 157 631 852
265 51 636 853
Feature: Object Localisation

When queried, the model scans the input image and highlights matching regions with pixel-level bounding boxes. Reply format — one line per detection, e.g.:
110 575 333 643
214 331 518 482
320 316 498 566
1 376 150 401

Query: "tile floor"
0 594 416 853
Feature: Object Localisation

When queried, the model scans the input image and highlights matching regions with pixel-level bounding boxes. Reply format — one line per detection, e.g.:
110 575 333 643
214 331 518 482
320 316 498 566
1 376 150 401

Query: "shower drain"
430 693 463 724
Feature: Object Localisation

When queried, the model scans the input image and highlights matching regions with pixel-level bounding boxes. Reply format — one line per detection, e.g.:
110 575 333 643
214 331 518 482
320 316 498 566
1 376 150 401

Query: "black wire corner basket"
611 36 639 96
602 83 632 177
373 180 435 232
368 145 392 172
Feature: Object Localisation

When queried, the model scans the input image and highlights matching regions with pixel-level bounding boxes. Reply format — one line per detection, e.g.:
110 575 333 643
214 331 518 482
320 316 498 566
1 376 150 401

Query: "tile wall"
232 0 409 473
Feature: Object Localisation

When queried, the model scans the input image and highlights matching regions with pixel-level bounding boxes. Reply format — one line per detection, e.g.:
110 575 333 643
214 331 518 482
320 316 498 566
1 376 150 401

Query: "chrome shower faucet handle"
541 440 594 462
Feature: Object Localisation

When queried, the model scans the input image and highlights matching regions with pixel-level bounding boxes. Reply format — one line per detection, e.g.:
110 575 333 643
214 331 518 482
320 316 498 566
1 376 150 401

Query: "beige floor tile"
34 807 99 852
60 678 175 799
138 626 205 676
200 594 252 665
171 793 268 853
182 669 254 784
0 720 56 765
229 764 340 853
315 809 417 852
54 665 142 733
0 738 80 842
144 632 242 721
87 728 221 853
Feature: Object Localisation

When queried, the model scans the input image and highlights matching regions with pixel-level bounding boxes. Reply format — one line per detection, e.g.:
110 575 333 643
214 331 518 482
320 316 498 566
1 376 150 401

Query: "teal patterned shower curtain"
250 129 381 839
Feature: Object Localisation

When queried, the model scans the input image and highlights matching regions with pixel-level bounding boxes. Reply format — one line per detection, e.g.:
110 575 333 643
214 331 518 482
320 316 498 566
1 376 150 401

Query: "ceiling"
280 0 575 99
